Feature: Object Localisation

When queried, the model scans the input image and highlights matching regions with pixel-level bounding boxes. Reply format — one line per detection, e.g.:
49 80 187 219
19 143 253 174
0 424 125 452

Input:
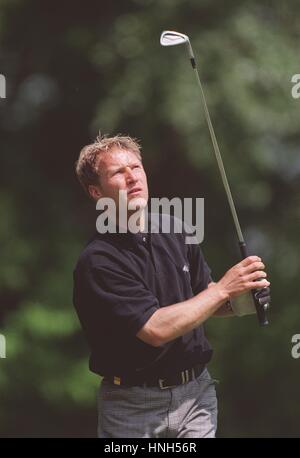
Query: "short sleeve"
187 244 212 295
87 264 159 337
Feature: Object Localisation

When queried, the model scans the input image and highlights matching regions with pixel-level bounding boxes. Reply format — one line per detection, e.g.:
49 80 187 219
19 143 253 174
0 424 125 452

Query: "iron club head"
160 30 189 47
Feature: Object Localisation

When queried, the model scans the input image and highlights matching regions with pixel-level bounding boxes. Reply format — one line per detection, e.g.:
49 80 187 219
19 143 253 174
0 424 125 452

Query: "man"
73 134 270 438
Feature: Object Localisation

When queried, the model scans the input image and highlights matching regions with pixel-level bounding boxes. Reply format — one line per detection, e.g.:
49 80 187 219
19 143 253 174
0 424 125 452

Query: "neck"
116 208 146 233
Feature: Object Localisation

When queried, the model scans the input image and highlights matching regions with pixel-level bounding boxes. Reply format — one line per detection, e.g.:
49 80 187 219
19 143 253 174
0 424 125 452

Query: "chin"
128 196 148 210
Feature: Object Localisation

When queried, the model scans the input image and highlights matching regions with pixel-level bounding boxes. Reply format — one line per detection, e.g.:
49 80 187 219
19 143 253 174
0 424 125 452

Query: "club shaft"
188 52 245 244
182 40 269 326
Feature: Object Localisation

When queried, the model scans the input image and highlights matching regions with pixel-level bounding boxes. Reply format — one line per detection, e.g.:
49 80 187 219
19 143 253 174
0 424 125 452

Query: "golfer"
73 134 270 438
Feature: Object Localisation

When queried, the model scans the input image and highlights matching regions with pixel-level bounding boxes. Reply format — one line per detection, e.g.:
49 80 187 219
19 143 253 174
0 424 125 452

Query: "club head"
160 30 189 47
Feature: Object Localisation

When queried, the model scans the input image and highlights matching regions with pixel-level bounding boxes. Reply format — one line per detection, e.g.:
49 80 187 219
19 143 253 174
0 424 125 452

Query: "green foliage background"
0 0 299 437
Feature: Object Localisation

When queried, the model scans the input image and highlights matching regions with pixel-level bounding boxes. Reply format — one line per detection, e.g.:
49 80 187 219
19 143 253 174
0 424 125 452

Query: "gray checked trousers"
97 368 218 438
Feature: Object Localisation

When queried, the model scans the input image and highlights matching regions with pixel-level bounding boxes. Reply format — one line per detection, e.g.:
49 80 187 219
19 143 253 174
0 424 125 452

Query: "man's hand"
216 256 270 300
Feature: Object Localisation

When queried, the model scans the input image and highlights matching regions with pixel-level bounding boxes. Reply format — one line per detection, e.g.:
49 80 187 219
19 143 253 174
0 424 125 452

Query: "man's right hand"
216 256 270 300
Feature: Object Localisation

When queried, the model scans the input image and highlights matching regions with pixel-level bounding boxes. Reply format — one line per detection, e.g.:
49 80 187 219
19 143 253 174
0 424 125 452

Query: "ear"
88 184 103 201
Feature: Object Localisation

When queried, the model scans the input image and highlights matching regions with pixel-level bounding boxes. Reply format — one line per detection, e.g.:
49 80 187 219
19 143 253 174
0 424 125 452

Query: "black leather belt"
104 363 206 389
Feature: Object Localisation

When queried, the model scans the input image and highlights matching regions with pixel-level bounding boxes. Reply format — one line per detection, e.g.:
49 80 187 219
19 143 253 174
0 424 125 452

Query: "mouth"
127 187 142 196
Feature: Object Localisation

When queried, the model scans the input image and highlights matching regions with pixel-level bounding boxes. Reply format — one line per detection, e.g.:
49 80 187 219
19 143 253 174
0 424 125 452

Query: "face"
89 147 149 213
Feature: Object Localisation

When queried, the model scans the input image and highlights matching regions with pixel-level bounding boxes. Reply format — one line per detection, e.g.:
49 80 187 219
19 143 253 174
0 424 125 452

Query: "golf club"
160 30 270 326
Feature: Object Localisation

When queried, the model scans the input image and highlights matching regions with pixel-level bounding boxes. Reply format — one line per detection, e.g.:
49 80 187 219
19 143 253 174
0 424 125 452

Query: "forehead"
99 148 141 170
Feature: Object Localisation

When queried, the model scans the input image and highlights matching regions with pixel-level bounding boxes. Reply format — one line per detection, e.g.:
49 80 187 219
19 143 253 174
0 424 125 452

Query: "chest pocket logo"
183 264 190 273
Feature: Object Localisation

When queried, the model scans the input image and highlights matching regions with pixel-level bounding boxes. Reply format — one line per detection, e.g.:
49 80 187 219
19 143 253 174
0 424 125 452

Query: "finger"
239 256 261 268
242 261 265 274
246 279 270 290
245 270 267 282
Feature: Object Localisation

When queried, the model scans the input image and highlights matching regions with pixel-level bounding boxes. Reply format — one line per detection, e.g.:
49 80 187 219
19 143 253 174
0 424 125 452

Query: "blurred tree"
0 0 299 437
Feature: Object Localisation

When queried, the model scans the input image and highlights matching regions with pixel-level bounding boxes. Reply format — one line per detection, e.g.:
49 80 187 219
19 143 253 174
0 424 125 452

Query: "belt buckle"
158 378 176 390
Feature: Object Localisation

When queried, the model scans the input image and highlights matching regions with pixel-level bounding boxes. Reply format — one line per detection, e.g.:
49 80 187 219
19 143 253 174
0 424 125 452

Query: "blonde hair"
75 133 142 198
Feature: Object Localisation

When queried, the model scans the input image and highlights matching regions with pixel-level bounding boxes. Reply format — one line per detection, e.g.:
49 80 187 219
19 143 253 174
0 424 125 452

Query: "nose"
125 167 137 184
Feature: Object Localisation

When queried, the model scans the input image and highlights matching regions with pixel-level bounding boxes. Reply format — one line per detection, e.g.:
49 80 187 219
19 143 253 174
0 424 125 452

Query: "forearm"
209 282 234 317
137 284 228 347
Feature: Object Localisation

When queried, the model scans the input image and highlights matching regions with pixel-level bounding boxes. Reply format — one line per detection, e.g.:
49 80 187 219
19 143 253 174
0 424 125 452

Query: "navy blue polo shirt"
73 214 213 380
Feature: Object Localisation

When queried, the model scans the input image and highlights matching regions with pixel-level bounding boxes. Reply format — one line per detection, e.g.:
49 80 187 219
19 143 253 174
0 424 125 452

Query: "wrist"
211 282 230 304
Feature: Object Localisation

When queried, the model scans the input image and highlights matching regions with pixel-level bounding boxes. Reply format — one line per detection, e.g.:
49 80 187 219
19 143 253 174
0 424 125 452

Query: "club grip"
239 242 269 326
